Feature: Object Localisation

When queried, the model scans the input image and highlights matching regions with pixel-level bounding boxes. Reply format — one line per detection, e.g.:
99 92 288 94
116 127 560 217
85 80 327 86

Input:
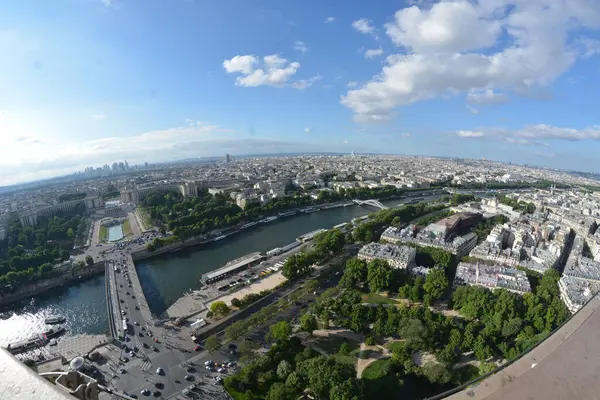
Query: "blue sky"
1 0 600 185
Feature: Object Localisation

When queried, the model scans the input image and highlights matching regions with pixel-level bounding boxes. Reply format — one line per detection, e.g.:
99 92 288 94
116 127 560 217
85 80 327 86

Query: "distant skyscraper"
144 162 149 169
226 154 231 163
351 150 356 157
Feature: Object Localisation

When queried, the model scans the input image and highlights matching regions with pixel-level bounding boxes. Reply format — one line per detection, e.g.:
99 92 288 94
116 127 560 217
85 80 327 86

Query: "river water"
0 196 441 343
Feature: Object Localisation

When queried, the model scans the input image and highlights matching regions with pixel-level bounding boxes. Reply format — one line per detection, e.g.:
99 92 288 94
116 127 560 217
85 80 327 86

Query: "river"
0 275 107 346
0 196 441 343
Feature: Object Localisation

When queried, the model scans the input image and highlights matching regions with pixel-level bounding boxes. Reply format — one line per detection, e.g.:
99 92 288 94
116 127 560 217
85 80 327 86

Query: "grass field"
361 292 398 305
384 341 406 353
316 335 360 355
122 220 131 236
361 359 393 380
137 207 152 230
99 225 108 242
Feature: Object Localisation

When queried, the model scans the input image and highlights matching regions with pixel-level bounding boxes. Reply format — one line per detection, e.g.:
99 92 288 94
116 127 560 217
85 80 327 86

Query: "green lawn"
122 220 132 236
99 225 108 242
362 359 393 380
316 335 360 355
331 353 357 366
137 207 153 230
361 293 397 305
384 341 406 353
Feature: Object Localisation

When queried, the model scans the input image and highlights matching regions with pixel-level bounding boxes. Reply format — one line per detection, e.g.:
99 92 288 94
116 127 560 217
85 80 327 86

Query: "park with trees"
0 213 89 293
224 247 569 400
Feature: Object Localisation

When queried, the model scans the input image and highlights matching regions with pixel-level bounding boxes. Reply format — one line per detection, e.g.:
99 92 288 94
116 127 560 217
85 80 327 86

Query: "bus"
122 319 128 334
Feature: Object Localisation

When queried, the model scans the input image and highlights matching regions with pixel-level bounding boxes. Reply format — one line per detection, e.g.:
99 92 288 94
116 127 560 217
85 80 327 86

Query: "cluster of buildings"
381 212 481 258
454 262 531 294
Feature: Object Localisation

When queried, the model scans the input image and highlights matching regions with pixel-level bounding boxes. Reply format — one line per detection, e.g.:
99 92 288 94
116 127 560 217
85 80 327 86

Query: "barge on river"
5 327 66 355
201 252 266 284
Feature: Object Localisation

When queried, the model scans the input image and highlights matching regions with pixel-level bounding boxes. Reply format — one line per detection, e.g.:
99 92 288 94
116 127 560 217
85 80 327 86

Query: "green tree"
231 297 241 308
269 321 291 343
338 342 351 356
423 268 449 301
85 255 94 267
340 258 368 288
330 378 362 400
205 335 221 353
60 249 70 261
421 362 452 384
266 383 296 400
300 313 318 333
366 259 391 293
210 300 230 317
277 360 293 380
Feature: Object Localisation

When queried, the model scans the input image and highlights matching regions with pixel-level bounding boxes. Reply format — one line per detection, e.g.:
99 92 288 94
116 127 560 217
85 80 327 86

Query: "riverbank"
132 192 444 262
0 263 106 308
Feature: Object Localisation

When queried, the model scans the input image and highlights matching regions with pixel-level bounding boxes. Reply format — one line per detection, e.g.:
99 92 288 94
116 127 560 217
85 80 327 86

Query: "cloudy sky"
2 0 600 186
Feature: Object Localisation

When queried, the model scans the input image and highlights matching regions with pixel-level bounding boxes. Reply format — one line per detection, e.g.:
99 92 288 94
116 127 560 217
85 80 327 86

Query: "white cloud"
364 48 384 59
223 54 301 88
342 0 600 122
352 18 377 37
400 132 412 137
467 89 508 105
291 75 321 90
385 1 502 54
578 36 600 58
304 127 312 133
0 117 322 185
223 55 257 74
294 40 309 54
325 17 336 23
91 114 106 120
466 105 479 114
347 81 358 88
457 130 484 138
452 123 600 146
100 0 114 5
343 140 349 144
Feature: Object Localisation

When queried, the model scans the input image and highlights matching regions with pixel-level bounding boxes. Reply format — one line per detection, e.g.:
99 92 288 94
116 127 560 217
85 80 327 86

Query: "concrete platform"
53 334 110 361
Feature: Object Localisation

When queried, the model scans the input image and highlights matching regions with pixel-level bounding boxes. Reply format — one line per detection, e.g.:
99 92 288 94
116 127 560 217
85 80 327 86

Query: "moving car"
156 367 164 375
184 375 193 381
141 389 151 396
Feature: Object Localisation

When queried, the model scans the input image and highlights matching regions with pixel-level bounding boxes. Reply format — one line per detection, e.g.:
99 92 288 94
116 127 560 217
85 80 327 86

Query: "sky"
1 0 600 186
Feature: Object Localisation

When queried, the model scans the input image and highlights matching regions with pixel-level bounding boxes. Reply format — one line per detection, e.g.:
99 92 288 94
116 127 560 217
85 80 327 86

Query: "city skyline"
2 0 600 185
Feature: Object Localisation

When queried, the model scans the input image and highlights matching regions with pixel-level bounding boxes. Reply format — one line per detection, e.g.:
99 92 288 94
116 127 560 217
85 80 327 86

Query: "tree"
330 378 362 400
266 383 296 400
67 228 74 238
421 362 452 384
300 313 317 333
231 297 241 308
269 321 291 343
85 255 94 267
423 269 449 301
366 259 391 293
210 301 230 317
60 249 70 261
340 258 367 288
205 335 221 353
277 360 293 380
339 342 351 356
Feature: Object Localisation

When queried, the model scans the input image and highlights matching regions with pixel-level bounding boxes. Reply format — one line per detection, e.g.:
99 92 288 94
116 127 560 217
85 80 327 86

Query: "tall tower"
225 154 231 163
